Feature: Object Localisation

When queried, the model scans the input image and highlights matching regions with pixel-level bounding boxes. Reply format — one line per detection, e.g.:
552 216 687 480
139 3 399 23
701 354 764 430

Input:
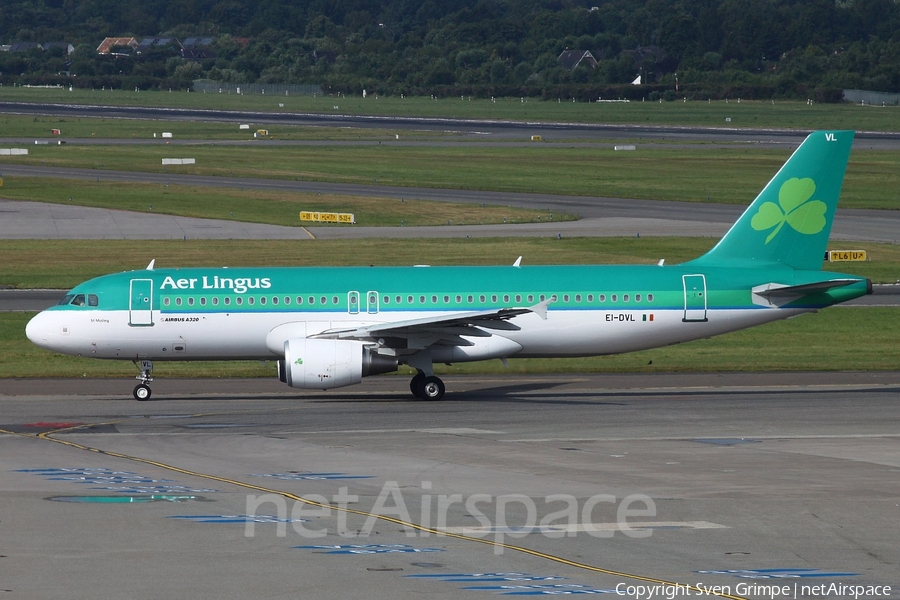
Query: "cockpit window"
57 294 74 306
88 294 99 307
70 294 86 307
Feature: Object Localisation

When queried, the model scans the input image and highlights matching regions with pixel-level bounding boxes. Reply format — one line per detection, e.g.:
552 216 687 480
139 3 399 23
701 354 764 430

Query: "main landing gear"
409 371 445 401
133 359 153 401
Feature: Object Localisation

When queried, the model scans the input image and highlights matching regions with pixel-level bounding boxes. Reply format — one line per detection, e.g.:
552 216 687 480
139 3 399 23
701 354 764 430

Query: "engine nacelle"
280 338 397 390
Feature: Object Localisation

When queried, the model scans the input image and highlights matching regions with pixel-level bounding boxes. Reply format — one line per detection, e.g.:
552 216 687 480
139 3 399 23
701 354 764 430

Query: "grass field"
2 306 897 379
0 178 563 228
0 113 449 141
2 87 899 132
1 238 897 290
3 144 898 210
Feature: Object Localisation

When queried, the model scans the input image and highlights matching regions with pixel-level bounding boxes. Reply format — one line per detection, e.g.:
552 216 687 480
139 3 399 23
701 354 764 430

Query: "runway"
1 373 898 599
3 100 900 146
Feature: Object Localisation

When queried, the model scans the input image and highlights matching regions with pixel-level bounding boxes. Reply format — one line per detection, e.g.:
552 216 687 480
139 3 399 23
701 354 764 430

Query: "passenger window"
600 294 606 302
396 296 402 304
491 295 498 302
647 294 654 302
200 297 207 306
527 295 534 303
236 297 243 306
635 294 641 302
563 295 570 302
272 297 278 305
624 294 630 302
248 297 255 305
431 295 438 303
284 297 291 305
515 294 521 303
332 296 338 305
468 295 474 303
164 297 171 306
479 295 486 303
455 295 462 303
612 294 618 302
503 295 509 303
408 295 414 304
188 297 195 306
443 295 450 303
224 297 231 306
212 297 219 306
587 294 593 302
175 297 182 306
419 295 425 304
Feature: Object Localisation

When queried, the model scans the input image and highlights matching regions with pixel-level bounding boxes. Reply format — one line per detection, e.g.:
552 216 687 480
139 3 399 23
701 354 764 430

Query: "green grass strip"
4 144 897 209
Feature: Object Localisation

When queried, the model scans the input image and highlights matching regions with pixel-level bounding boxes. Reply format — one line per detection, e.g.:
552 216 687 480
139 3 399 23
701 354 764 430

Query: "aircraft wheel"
133 384 152 401
420 376 445 401
410 373 426 397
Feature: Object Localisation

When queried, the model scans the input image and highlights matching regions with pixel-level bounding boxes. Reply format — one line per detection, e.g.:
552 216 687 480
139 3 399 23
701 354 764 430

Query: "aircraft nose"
26 311 56 349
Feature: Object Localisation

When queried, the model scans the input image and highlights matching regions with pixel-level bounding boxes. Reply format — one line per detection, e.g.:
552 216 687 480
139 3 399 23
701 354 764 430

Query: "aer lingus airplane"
26 130 870 401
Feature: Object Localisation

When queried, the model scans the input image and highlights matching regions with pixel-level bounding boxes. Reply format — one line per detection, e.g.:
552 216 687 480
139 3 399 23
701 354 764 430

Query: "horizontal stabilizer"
752 279 859 307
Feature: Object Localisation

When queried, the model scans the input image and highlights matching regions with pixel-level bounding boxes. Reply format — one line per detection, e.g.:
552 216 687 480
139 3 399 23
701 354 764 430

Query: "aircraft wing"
312 300 550 349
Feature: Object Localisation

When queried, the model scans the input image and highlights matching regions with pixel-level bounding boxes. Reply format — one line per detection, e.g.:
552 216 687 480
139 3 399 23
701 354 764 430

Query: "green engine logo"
751 178 827 244
294 358 303 365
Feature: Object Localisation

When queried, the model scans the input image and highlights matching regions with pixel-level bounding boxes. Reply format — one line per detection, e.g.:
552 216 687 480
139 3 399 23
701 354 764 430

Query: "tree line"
1 0 899 100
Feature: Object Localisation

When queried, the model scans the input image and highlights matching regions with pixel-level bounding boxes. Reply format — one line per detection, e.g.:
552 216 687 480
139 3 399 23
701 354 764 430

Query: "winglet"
146 259 156 271
513 256 522 267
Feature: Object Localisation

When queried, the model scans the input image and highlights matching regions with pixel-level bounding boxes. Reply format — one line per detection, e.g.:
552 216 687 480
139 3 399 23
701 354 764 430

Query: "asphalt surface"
3 100 900 146
1 372 898 599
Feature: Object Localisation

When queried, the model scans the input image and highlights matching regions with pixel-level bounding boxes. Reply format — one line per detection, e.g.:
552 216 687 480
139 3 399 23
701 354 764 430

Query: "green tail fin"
687 130 854 271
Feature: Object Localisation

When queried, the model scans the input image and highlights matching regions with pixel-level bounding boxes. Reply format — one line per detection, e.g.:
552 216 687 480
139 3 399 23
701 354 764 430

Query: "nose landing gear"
133 359 153 401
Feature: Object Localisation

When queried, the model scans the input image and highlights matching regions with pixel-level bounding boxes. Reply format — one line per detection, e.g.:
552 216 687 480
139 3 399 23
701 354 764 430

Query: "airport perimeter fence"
192 80 323 96
843 89 900 106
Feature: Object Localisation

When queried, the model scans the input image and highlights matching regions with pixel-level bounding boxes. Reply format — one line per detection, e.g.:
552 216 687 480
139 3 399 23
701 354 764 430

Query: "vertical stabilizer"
688 130 854 271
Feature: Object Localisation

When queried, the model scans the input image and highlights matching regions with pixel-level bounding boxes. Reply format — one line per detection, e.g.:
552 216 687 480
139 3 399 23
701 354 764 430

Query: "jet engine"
278 338 397 390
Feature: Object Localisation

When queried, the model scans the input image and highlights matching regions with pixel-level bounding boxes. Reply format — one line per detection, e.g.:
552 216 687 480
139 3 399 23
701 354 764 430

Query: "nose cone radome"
26 311 55 350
